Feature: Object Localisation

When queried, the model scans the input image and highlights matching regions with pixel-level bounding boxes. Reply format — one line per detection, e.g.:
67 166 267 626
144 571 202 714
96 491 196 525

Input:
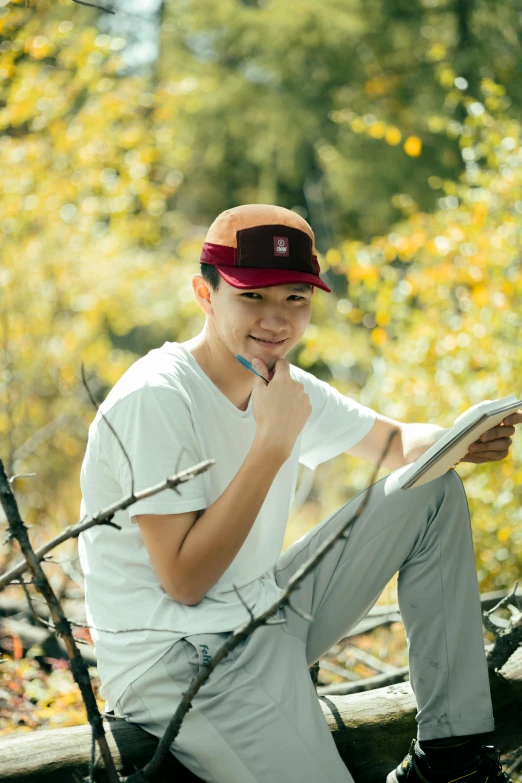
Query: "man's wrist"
402 423 448 466
251 433 289 466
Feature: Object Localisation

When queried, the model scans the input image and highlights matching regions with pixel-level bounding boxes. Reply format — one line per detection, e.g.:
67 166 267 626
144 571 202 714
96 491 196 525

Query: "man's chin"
244 337 292 366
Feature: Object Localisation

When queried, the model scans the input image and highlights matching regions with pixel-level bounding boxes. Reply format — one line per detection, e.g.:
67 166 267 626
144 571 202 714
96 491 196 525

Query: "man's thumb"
251 358 270 380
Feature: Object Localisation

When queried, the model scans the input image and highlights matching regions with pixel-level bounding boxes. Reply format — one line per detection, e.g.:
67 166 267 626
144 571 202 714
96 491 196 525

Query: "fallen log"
321 646 522 780
317 664 409 696
0 647 520 783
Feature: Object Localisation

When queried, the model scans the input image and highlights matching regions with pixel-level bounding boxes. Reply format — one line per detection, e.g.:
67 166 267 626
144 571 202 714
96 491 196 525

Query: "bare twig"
342 644 397 675
287 595 315 624
12 414 76 465
90 727 98 783
16 578 55 631
3 606 191 638
484 581 520 618
8 473 36 484
232 582 255 622
7 587 520 647
69 0 166 21
0 364 209 591
318 665 410 696
484 581 522 671
0 457 214 591
70 0 116 13
121 430 399 783
81 363 136 498
505 749 522 776
0 362 215 783
318 658 359 682
0 460 121 783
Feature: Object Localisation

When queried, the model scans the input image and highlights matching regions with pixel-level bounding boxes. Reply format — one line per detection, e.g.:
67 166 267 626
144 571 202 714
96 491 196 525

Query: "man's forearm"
175 435 287 604
399 422 448 467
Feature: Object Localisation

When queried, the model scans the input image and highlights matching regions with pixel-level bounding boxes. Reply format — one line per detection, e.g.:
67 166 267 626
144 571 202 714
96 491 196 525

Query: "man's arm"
135 433 288 606
345 413 446 470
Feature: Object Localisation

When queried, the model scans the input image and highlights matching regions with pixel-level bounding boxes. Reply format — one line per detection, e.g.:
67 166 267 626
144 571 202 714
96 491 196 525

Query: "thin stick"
122 431 399 782
0 461 121 783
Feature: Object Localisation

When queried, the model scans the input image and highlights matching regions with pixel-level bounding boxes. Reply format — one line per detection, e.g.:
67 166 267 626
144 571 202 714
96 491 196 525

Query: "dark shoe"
386 738 514 783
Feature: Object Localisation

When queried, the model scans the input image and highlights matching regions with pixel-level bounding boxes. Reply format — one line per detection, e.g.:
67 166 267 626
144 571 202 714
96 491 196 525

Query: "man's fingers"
465 448 510 463
502 410 522 426
469 436 512 453
480 424 515 441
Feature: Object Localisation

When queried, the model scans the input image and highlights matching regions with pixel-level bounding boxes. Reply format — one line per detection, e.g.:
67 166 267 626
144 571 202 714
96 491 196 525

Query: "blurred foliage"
302 83 522 593
0 0 522 741
158 0 522 243
0 644 104 734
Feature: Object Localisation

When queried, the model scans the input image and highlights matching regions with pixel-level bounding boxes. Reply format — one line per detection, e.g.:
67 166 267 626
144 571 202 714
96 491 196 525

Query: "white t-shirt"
78 341 377 711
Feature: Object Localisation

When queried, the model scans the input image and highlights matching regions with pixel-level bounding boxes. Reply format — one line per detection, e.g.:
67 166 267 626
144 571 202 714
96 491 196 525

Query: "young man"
79 204 518 783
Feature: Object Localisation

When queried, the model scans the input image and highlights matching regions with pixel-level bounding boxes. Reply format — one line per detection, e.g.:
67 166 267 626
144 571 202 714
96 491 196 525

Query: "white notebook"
399 394 522 490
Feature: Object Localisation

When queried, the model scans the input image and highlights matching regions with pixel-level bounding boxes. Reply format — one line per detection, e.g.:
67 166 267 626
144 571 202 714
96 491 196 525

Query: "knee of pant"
428 467 468 508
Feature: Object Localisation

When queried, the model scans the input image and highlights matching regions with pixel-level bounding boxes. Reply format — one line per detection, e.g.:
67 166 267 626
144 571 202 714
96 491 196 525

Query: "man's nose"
258 312 288 328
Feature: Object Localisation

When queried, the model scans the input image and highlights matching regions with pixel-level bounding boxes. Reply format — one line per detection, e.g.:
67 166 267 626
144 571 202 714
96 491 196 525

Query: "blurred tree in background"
158 0 521 244
1 0 521 734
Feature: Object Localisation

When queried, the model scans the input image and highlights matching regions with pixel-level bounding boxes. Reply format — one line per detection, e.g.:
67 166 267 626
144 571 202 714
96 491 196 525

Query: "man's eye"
240 293 304 301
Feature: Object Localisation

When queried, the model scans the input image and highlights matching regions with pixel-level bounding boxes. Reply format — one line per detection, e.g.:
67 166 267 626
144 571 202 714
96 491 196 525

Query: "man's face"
210 279 313 368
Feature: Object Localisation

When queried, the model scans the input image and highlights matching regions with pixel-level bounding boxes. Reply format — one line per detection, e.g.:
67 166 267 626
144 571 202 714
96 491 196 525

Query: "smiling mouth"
250 336 287 345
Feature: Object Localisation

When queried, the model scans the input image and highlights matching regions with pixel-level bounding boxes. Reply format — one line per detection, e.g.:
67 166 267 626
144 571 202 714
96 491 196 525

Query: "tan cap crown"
204 204 316 252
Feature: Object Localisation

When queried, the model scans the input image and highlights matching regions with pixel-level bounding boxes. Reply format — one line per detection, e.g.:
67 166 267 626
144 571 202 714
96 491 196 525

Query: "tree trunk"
0 647 520 783
321 646 522 782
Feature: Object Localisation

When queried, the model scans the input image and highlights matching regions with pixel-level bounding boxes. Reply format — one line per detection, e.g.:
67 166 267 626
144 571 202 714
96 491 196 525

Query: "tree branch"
70 0 116 14
0 460 121 783
121 429 399 783
0 456 213 591
484 580 522 671
0 362 215 783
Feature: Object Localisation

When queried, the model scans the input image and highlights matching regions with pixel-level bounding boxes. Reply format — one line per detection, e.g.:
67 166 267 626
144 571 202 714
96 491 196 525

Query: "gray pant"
114 466 495 782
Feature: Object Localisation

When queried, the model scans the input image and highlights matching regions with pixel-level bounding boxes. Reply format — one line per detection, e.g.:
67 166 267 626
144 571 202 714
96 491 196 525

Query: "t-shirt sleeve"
297 370 377 471
99 386 207 521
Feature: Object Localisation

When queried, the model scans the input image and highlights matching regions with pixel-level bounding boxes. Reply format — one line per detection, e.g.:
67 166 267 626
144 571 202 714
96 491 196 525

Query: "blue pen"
234 354 270 384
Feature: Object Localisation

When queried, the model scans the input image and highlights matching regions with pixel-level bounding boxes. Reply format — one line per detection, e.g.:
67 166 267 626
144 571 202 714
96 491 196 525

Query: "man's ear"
192 275 214 315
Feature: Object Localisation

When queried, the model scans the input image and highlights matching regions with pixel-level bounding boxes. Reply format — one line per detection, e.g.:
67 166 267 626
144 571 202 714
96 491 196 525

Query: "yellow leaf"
385 127 401 146
365 79 387 97
59 692 80 707
326 248 342 266
368 121 387 139
371 327 388 346
439 67 456 88
404 136 422 157
471 285 489 306
350 117 366 134
428 116 445 133
428 43 447 61
375 311 391 327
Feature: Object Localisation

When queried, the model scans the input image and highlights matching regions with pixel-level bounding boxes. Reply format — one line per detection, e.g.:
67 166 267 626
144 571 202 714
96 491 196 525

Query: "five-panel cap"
199 204 332 293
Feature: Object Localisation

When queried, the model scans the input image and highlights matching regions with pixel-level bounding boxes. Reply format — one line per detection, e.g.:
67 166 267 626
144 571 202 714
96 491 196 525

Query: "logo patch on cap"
273 236 289 257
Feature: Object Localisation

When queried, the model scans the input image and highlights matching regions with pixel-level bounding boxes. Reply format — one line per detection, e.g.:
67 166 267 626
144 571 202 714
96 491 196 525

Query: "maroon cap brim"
215 264 332 293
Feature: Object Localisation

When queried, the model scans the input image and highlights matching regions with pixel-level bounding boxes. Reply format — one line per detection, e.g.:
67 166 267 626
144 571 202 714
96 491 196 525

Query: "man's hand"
460 409 522 464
